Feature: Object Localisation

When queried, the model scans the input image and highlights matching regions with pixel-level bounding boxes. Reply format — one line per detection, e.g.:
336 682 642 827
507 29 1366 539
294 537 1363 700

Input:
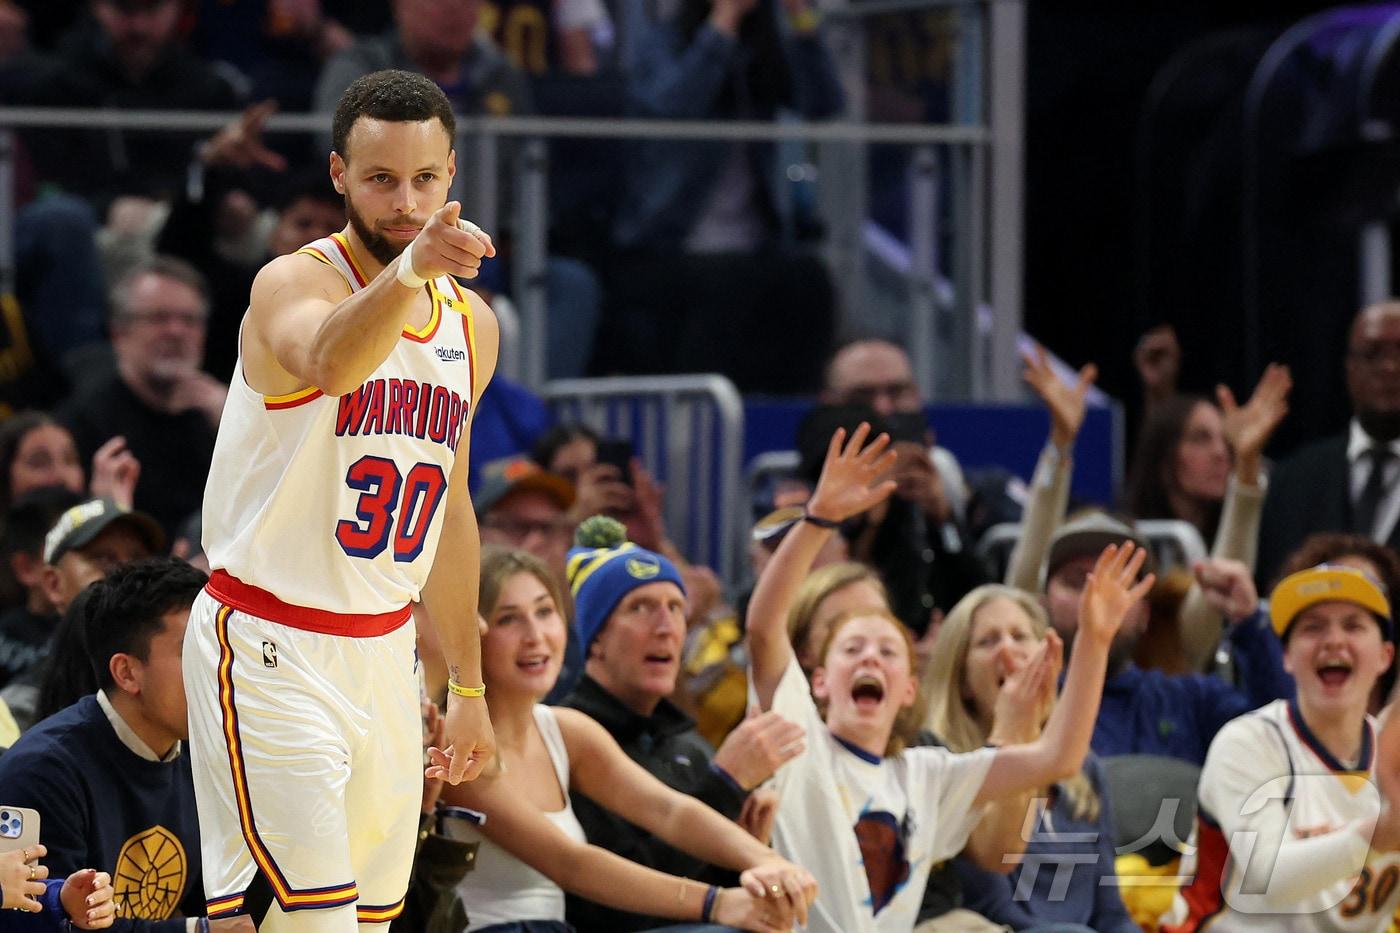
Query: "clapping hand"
1022 345 1097 452
1218 363 1291 483
989 630 1064 745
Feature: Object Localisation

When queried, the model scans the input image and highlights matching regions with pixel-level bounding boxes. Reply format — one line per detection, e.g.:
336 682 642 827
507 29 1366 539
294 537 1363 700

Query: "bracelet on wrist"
447 679 486 698
701 885 719 922
801 511 841 530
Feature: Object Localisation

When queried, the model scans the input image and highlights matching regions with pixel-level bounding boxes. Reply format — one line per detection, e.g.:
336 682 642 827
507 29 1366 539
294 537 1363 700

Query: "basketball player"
182 70 498 931
1164 564 1400 931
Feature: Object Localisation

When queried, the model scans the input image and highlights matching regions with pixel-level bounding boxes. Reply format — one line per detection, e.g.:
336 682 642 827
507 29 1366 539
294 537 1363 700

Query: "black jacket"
560 674 748 931
1255 433 1400 587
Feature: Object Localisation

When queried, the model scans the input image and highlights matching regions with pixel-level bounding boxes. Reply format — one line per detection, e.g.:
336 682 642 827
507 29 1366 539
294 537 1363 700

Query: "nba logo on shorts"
262 641 278 669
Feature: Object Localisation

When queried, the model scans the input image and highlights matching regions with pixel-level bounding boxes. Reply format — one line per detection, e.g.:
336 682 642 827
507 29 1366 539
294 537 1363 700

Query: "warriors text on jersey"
202 232 477 621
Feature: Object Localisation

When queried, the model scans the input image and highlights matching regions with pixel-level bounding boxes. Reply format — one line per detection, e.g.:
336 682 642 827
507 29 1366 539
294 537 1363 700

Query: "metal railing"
0 49 1022 400
541 374 746 582
975 518 1209 584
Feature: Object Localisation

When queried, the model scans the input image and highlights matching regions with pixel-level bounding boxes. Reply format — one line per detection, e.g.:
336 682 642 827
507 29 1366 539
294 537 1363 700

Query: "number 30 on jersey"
335 455 448 561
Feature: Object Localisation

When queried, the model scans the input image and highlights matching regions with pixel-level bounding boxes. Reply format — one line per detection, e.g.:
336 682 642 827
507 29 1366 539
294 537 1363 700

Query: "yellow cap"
1268 564 1392 639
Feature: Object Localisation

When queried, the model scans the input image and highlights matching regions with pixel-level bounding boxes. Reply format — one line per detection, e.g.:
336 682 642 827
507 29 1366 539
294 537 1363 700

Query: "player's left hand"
426 692 496 784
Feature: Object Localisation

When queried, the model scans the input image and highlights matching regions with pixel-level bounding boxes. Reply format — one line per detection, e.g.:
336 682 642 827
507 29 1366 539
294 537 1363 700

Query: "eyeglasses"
120 307 207 329
842 381 919 408
483 516 573 540
1350 344 1400 367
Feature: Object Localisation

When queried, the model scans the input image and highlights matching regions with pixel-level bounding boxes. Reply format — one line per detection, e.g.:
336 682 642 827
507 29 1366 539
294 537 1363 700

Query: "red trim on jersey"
263 387 324 410
1162 812 1230 933
207 570 411 637
329 234 368 289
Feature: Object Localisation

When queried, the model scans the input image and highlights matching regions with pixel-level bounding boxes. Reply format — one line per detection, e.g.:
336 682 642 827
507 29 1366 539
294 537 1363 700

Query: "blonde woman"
923 585 1138 932
441 547 816 933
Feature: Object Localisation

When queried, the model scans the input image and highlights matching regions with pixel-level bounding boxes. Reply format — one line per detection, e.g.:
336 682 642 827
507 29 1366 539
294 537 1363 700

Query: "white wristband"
395 238 427 289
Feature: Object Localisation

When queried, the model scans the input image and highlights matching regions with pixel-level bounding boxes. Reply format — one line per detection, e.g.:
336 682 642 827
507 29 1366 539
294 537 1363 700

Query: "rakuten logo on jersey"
435 347 467 363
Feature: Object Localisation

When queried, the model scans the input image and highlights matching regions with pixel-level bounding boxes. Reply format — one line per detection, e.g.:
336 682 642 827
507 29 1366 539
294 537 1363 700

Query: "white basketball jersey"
203 233 478 619
1165 699 1400 932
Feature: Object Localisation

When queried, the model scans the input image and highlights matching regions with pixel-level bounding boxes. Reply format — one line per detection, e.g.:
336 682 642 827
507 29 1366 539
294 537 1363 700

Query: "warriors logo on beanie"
566 516 687 652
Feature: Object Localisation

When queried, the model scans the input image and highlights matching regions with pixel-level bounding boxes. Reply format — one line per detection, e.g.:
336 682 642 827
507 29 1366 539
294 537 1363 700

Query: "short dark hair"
83 558 206 691
4 487 84 559
331 70 456 160
531 423 599 472
0 412 61 511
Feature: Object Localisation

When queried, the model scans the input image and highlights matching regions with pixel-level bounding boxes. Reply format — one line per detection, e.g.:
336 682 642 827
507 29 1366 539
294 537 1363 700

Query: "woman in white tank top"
443 547 815 933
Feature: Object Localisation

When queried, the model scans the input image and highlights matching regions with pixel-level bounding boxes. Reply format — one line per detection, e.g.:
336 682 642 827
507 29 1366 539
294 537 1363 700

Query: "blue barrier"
743 400 1123 506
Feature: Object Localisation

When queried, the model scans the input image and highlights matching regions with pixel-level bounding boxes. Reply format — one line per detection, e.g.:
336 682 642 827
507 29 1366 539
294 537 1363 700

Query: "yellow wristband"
447 680 486 698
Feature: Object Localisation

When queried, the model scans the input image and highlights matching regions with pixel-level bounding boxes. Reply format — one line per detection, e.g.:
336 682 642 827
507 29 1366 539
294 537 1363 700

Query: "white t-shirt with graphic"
763 657 996 933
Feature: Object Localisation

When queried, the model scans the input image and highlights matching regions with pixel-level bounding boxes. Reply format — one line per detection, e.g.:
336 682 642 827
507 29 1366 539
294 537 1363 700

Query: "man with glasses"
476 455 577 586
820 338 970 525
1259 301 1400 584
60 257 226 536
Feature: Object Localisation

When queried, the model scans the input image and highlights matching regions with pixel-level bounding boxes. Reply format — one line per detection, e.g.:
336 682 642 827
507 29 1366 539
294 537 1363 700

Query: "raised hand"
1133 325 1180 406
738 859 819 929
61 869 114 930
1192 558 1259 623
627 458 668 551
1077 543 1155 648
201 101 288 173
805 423 899 525
1022 345 1097 451
1218 363 1291 483
89 436 140 510
401 202 496 283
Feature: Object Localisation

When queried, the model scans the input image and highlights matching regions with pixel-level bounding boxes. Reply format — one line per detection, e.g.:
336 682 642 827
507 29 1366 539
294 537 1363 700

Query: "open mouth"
851 674 885 709
643 652 675 667
1317 662 1353 689
516 654 550 674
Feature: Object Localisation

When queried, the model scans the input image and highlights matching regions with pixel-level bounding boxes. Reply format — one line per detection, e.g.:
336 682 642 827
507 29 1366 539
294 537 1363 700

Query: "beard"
344 194 408 267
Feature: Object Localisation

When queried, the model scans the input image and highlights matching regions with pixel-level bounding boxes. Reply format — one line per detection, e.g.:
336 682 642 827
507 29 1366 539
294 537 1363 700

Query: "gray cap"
43 499 165 565
1045 511 1152 583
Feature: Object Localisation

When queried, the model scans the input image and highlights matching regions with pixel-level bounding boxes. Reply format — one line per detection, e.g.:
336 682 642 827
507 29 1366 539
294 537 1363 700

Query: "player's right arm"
243 201 492 397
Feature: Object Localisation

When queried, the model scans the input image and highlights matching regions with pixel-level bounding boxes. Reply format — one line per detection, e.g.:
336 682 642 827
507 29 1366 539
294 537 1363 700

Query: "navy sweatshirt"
0 695 202 932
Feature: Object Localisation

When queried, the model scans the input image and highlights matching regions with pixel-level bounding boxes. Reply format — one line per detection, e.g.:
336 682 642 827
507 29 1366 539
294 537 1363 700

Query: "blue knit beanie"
567 516 686 652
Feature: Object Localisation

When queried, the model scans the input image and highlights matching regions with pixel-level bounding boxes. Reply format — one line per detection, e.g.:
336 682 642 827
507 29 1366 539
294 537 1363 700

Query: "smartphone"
0 807 39 854
595 438 635 485
882 411 930 446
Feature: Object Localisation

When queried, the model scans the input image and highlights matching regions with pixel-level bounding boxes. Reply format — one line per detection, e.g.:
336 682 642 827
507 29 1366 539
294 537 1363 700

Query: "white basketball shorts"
183 581 420 931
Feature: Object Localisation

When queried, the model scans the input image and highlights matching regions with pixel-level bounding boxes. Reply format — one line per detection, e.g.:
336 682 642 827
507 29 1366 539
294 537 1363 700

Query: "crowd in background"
2 1 1400 932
